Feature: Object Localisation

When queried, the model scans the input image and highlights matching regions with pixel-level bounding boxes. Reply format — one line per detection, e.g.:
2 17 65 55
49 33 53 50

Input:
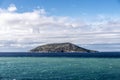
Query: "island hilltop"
30 42 98 53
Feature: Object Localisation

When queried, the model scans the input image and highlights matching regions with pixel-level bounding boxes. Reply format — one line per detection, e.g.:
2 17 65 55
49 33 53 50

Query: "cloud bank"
0 4 120 51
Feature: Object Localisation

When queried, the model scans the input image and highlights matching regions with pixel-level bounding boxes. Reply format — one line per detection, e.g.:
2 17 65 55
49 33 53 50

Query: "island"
30 42 97 53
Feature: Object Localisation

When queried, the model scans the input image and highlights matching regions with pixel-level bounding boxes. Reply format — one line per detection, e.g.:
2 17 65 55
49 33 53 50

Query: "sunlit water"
0 57 120 80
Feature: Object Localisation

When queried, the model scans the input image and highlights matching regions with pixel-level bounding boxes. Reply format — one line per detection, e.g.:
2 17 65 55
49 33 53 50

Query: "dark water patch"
0 52 120 58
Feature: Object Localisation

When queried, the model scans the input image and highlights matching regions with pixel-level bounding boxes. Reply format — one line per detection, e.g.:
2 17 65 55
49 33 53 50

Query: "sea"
0 52 120 80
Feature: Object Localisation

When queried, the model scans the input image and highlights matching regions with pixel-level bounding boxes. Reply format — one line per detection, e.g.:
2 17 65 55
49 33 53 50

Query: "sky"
0 0 120 52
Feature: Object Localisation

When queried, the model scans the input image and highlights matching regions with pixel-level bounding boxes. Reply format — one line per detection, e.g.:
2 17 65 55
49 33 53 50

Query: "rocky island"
30 42 97 53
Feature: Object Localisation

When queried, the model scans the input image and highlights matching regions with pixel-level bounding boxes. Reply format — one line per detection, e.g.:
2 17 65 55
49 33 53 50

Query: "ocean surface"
0 55 120 80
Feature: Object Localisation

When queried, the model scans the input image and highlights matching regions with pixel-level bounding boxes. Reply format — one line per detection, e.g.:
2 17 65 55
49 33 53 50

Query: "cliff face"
30 43 97 53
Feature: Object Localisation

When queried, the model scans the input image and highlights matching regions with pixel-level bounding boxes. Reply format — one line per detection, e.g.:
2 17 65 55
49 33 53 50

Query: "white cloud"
7 4 17 12
0 4 120 51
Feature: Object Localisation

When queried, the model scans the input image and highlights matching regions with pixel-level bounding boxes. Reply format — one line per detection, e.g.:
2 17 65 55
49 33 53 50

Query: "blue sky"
0 0 120 52
0 0 120 16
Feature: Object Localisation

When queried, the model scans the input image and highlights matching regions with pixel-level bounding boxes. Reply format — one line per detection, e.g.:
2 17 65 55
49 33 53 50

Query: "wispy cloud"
0 4 120 51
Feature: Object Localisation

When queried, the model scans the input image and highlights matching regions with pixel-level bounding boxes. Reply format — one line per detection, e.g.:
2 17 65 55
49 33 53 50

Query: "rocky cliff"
30 43 97 53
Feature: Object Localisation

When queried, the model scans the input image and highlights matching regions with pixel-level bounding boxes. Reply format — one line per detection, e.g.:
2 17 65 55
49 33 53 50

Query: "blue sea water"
0 57 120 80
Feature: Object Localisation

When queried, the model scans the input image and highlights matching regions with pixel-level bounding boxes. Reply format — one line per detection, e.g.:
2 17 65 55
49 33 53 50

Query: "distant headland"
30 42 98 53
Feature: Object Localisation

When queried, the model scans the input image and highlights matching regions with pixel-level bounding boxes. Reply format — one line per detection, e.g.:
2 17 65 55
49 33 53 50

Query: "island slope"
30 43 97 53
